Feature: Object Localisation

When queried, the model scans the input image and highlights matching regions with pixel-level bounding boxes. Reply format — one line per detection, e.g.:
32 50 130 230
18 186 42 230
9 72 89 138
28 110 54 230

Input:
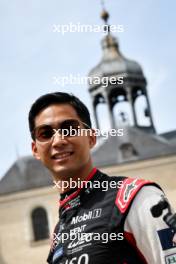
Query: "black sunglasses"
32 119 90 142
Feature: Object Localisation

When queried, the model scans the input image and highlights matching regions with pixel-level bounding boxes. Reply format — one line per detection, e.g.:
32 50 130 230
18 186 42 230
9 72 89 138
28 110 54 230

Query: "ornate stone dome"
88 34 145 90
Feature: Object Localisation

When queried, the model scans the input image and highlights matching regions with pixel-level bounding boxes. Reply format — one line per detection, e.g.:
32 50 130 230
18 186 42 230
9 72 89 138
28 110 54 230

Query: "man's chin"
51 166 73 179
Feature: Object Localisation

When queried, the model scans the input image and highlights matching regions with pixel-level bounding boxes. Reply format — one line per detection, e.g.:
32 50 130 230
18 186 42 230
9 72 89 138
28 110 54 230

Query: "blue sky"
0 0 176 178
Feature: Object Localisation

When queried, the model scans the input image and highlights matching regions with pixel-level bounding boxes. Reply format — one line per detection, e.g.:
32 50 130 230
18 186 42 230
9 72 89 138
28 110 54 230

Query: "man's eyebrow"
35 120 65 129
36 123 53 129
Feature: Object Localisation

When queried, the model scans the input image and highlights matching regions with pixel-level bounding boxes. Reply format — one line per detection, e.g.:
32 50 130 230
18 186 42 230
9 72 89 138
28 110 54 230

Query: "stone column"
92 103 100 130
144 90 155 132
104 93 116 128
126 87 137 126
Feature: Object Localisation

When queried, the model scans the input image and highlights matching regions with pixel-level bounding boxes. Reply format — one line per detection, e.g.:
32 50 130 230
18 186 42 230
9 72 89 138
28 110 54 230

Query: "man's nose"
51 130 68 146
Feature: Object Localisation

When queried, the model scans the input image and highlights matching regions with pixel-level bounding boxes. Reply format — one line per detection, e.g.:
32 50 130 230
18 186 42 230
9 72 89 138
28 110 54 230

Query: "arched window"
120 143 138 160
31 207 49 241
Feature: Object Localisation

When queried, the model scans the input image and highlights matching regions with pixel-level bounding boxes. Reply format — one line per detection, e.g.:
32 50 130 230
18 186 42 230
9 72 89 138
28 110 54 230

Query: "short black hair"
28 92 92 140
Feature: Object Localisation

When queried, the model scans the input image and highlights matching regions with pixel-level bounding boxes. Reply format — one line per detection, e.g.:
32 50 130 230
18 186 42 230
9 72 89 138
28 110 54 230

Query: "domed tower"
89 7 175 165
88 8 155 133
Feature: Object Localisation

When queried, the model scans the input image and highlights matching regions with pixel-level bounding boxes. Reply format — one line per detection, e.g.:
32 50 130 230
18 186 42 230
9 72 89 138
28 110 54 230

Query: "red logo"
115 178 151 213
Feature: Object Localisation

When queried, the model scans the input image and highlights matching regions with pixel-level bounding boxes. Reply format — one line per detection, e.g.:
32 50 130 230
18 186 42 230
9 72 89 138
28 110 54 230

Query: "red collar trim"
59 167 97 208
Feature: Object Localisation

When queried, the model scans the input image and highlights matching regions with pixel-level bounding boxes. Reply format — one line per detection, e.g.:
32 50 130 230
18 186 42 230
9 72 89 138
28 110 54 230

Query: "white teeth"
53 152 71 159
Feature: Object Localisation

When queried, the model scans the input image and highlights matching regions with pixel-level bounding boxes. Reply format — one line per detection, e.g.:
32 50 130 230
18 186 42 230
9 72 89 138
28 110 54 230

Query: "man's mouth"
51 152 74 160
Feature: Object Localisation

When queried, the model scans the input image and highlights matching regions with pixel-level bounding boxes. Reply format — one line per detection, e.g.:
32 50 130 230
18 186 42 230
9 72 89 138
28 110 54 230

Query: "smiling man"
29 92 176 264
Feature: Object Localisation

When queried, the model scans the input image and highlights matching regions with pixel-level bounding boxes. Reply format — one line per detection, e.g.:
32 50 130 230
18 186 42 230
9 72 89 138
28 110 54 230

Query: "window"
31 207 49 241
120 143 138 160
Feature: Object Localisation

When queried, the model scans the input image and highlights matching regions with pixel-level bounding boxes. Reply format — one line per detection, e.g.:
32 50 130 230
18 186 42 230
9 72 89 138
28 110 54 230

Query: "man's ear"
32 141 41 160
89 129 96 149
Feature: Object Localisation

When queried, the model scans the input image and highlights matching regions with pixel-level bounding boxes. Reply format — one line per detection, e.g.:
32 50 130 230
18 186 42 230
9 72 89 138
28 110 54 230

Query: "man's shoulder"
96 170 162 213
109 175 161 214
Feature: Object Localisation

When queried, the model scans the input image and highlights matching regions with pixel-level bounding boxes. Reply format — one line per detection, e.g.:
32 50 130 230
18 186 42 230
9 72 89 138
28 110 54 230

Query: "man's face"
32 104 96 179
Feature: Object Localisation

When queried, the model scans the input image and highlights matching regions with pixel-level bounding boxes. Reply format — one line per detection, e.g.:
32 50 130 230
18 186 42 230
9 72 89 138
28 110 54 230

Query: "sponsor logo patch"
71 208 102 225
158 228 176 250
115 178 150 213
165 253 176 264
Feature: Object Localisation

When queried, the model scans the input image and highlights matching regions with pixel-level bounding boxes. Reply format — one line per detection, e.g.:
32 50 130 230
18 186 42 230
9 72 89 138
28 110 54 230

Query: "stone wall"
0 154 175 263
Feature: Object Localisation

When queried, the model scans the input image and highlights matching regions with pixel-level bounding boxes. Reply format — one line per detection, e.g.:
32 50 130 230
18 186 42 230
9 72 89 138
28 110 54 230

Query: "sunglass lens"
61 120 80 136
36 127 54 141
